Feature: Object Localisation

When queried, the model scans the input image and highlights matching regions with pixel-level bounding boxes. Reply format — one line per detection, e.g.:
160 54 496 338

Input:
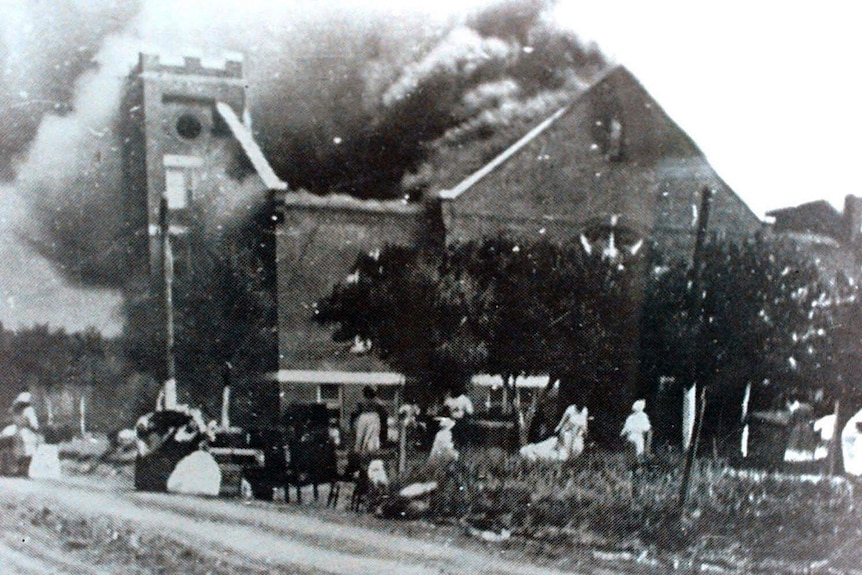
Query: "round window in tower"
175 113 203 140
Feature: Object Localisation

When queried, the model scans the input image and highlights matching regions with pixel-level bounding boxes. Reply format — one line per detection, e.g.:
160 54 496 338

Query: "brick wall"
275 194 429 371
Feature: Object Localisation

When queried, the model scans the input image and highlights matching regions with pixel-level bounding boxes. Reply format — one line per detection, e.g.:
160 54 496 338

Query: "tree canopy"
314 236 647 442
315 233 854 448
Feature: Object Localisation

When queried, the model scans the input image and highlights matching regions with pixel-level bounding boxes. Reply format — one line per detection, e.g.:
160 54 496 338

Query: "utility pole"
160 196 177 410
221 362 232 429
678 187 714 508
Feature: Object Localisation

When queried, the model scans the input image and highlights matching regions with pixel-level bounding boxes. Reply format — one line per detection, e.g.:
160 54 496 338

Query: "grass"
394 447 861 567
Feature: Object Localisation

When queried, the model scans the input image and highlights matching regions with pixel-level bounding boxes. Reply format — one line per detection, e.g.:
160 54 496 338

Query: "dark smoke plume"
7 0 608 289
2 0 609 411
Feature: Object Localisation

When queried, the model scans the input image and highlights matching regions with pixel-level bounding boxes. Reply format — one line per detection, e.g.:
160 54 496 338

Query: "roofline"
437 66 623 202
438 105 571 201
435 66 762 229
215 101 288 191
471 374 550 388
278 190 423 215
267 370 405 385
765 200 840 218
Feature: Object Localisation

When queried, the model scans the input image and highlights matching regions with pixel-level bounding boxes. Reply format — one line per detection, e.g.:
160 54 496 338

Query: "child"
621 399 652 461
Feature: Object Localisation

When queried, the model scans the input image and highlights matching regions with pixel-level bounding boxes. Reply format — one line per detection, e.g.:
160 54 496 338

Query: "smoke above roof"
2 0 608 289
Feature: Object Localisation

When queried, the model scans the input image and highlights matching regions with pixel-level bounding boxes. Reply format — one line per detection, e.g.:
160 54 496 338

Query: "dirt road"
0 476 622 575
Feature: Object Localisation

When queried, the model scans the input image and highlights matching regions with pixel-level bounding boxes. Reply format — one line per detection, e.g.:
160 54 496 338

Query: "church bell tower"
121 51 249 280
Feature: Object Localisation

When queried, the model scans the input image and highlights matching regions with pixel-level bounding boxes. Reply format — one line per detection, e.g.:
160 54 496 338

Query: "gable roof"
438 66 700 201
436 66 759 241
215 101 288 191
438 105 571 200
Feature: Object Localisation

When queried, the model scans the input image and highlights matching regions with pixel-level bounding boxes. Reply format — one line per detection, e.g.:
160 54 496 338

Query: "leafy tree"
448 237 647 444
315 245 485 407
814 281 862 471
640 236 829 451
315 237 647 444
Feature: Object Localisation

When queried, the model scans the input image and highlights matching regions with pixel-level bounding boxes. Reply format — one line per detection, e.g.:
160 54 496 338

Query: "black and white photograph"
0 1 860 573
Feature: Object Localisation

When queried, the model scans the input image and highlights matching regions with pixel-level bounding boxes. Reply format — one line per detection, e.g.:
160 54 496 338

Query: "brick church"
121 53 761 426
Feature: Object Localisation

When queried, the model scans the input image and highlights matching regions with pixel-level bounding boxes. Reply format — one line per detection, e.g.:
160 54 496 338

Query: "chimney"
843 195 862 244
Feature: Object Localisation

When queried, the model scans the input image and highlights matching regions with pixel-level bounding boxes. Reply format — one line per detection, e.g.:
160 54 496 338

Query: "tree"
815 280 862 473
315 236 648 444
315 245 485 407
640 235 829 451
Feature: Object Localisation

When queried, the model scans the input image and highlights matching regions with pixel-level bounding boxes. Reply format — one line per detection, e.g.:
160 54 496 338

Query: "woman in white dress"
10 392 40 475
555 404 589 459
520 404 588 461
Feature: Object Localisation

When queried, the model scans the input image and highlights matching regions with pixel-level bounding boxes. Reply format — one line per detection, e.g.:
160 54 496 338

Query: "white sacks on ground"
520 404 587 462
399 481 438 498
520 436 571 461
28 444 61 480
842 408 862 476
166 450 221 496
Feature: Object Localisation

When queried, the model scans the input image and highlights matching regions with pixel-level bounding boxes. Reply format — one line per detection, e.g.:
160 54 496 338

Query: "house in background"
273 66 762 428
765 195 862 284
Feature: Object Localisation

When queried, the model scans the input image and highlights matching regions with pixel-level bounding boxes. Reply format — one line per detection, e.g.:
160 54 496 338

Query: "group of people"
520 398 653 463
423 387 653 465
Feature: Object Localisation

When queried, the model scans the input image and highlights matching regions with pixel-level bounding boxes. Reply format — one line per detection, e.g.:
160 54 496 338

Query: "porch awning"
471 374 550 389
267 370 405 386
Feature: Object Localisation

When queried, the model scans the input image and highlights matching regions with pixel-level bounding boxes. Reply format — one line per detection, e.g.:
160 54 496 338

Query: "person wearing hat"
620 399 652 461
11 391 40 476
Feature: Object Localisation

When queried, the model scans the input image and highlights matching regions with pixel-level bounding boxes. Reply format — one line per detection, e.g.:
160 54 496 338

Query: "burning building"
118 50 761 428
272 66 761 428
121 52 287 281
120 52 286 416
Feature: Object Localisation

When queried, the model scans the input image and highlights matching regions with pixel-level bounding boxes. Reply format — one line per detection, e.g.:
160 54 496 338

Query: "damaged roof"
438 66 759 243
216 101 288 191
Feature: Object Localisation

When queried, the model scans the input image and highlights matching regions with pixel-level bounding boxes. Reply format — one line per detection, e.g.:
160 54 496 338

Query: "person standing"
11 392 40 476
443 388 474 448
555 404 588 459
353 386 385 454
621 399 652 461
429 417 459 462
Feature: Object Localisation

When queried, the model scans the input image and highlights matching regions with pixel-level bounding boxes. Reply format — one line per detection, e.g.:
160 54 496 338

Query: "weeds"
395 447 860 564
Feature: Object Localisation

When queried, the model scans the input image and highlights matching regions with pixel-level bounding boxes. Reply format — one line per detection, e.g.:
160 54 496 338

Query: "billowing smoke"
16 33 141 288
0 0 140 180
5 0 608 289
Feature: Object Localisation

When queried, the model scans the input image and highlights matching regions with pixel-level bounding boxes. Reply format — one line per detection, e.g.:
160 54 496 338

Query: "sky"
1 0 859 335
553 1 862 216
